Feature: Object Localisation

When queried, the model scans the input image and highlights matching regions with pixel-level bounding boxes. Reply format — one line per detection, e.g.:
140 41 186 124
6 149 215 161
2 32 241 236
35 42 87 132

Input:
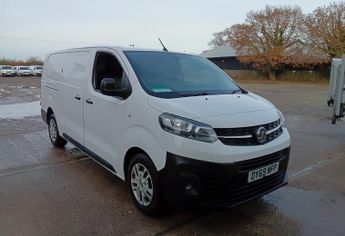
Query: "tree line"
0 57 43 66
209 2 345 80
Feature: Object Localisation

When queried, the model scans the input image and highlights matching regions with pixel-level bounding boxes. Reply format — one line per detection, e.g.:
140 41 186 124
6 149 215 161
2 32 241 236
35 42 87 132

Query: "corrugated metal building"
200 46 250 70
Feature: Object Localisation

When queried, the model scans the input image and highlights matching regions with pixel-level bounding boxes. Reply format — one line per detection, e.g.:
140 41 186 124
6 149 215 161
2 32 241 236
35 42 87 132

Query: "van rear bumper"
159 147 290 209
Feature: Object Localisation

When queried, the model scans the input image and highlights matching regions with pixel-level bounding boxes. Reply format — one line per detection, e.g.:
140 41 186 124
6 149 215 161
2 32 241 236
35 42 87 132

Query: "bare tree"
25 57 43 65
228 6 305 80
208 28 231 47
0 57 43 66
305 2 345 60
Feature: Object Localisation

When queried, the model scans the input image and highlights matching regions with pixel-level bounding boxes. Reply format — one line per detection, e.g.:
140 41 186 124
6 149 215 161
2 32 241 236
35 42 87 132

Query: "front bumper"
1 72 14 76
159 147 290 208
18 72 31 76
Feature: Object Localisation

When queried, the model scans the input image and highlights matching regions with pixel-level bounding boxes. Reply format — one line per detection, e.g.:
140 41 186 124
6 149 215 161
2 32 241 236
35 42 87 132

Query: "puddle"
67 147 82 154
0 101 40 119
262 186 345 236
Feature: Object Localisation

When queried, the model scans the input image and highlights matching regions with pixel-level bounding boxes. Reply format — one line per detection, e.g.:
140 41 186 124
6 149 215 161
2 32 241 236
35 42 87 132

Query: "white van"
30 65 43 76
15 66 32 76
41 47 291 215
0 65 15 77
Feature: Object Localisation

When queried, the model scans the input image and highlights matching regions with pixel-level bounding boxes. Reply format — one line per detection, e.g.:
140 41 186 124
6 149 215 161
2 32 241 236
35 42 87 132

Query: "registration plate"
247 162 279 183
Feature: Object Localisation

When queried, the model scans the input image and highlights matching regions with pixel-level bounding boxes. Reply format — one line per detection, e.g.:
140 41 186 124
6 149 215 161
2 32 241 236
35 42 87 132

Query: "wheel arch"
124 147 149 181
119 125 166 180
46 107 54 121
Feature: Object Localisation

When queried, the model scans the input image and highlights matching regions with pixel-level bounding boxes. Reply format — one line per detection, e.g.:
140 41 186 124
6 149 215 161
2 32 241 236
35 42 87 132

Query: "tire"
127 153 164 216
48 113 67 147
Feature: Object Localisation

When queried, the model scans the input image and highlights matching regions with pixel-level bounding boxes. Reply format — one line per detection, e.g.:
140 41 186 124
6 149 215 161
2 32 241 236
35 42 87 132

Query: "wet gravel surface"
0 77 40 105
0 80 345 235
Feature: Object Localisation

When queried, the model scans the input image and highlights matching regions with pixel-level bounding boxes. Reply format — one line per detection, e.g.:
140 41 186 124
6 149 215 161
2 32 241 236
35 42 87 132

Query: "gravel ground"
0 76 40 105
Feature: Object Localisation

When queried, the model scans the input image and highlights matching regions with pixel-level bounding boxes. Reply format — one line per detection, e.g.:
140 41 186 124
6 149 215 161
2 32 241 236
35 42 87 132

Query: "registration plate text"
248 162 279 183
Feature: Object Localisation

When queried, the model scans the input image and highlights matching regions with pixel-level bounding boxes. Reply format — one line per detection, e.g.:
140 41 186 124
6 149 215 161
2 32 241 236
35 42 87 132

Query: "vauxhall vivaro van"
41 47 291 215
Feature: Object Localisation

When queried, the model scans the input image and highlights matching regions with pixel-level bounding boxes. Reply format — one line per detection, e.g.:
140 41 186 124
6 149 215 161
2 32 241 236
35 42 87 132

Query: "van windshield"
2 66 12 70
124 51 242 98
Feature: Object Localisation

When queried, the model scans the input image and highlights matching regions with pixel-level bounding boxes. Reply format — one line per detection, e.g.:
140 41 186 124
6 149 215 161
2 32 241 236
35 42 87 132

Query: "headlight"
278 110 286 128
159 113 218 143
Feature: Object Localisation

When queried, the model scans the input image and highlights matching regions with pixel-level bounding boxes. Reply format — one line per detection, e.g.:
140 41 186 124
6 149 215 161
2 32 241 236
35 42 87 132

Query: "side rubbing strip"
45 85 59 91
62 133 116 173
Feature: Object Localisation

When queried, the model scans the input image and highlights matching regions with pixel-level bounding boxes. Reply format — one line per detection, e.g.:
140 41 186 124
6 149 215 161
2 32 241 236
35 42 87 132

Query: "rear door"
45 51 91 144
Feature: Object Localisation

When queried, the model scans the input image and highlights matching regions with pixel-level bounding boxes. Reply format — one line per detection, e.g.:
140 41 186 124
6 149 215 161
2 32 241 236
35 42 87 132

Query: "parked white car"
15 66 32 76
30 65 43 76
41 47 291 215
0 65 15 77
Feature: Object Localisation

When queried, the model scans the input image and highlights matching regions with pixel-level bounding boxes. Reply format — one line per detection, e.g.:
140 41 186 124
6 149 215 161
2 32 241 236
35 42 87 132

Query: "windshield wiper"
178 90 241 97
231 89 242 94
180 92 209 97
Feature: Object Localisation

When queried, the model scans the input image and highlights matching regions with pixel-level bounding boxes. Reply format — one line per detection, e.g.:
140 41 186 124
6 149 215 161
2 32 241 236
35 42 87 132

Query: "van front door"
83 50 129 172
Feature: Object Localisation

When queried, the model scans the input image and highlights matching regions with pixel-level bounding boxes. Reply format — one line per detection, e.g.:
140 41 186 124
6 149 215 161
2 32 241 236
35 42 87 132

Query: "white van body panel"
43 51 91 144
117 84 168 177
147 94 279 127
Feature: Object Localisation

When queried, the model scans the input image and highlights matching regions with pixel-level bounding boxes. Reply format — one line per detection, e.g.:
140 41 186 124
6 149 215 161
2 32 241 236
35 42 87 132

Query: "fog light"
185 184 199 196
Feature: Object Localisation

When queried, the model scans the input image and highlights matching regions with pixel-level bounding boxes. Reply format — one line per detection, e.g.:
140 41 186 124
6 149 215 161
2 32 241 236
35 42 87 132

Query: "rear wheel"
48 113 67 147
127 153 163 216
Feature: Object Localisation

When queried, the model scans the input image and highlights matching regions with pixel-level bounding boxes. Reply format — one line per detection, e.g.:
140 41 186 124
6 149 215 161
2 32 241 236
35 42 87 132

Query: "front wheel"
127 153 164 216
48 114 67 147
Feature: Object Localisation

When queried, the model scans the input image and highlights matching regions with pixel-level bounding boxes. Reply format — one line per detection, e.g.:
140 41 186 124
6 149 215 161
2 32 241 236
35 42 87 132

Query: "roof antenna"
158 38 168 51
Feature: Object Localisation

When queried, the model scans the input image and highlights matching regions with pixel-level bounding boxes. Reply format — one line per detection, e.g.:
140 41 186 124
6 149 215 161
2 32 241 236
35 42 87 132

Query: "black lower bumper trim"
159 148 290 208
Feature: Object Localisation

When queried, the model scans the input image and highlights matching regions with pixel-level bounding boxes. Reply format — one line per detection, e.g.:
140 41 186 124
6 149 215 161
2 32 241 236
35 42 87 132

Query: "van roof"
47 46 198 57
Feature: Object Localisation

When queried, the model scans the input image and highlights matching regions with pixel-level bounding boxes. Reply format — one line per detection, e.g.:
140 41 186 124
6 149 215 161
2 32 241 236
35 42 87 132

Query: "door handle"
86 98 93 104
74 95 81 100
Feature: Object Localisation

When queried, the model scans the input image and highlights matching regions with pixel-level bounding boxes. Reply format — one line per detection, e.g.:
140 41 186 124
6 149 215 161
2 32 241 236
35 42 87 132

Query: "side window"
93 52 126 91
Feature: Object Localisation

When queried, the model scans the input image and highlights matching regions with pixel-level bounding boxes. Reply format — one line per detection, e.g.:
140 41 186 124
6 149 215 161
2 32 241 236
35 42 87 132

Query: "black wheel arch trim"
41 109 47 124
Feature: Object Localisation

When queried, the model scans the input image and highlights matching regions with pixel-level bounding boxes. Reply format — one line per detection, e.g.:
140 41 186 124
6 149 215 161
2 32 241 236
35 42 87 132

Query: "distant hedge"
0 57 43 66
225 69 330 83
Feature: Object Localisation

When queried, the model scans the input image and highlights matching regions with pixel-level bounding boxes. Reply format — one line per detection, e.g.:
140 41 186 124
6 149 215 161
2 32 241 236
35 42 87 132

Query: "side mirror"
100 78 131 99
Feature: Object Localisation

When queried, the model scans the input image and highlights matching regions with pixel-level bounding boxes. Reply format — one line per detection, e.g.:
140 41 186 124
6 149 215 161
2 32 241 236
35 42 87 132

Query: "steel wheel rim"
130 163 153 206
49 119 57 142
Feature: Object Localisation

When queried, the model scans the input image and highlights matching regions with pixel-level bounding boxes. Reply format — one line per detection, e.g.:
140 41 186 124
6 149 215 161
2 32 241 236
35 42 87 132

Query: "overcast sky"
0 0 336 60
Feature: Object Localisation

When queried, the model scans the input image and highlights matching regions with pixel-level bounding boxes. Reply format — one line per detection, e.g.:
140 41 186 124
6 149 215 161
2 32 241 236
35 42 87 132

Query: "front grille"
214 119 283 146
199 172 286 204
226 172 285 203
238 149 286 171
